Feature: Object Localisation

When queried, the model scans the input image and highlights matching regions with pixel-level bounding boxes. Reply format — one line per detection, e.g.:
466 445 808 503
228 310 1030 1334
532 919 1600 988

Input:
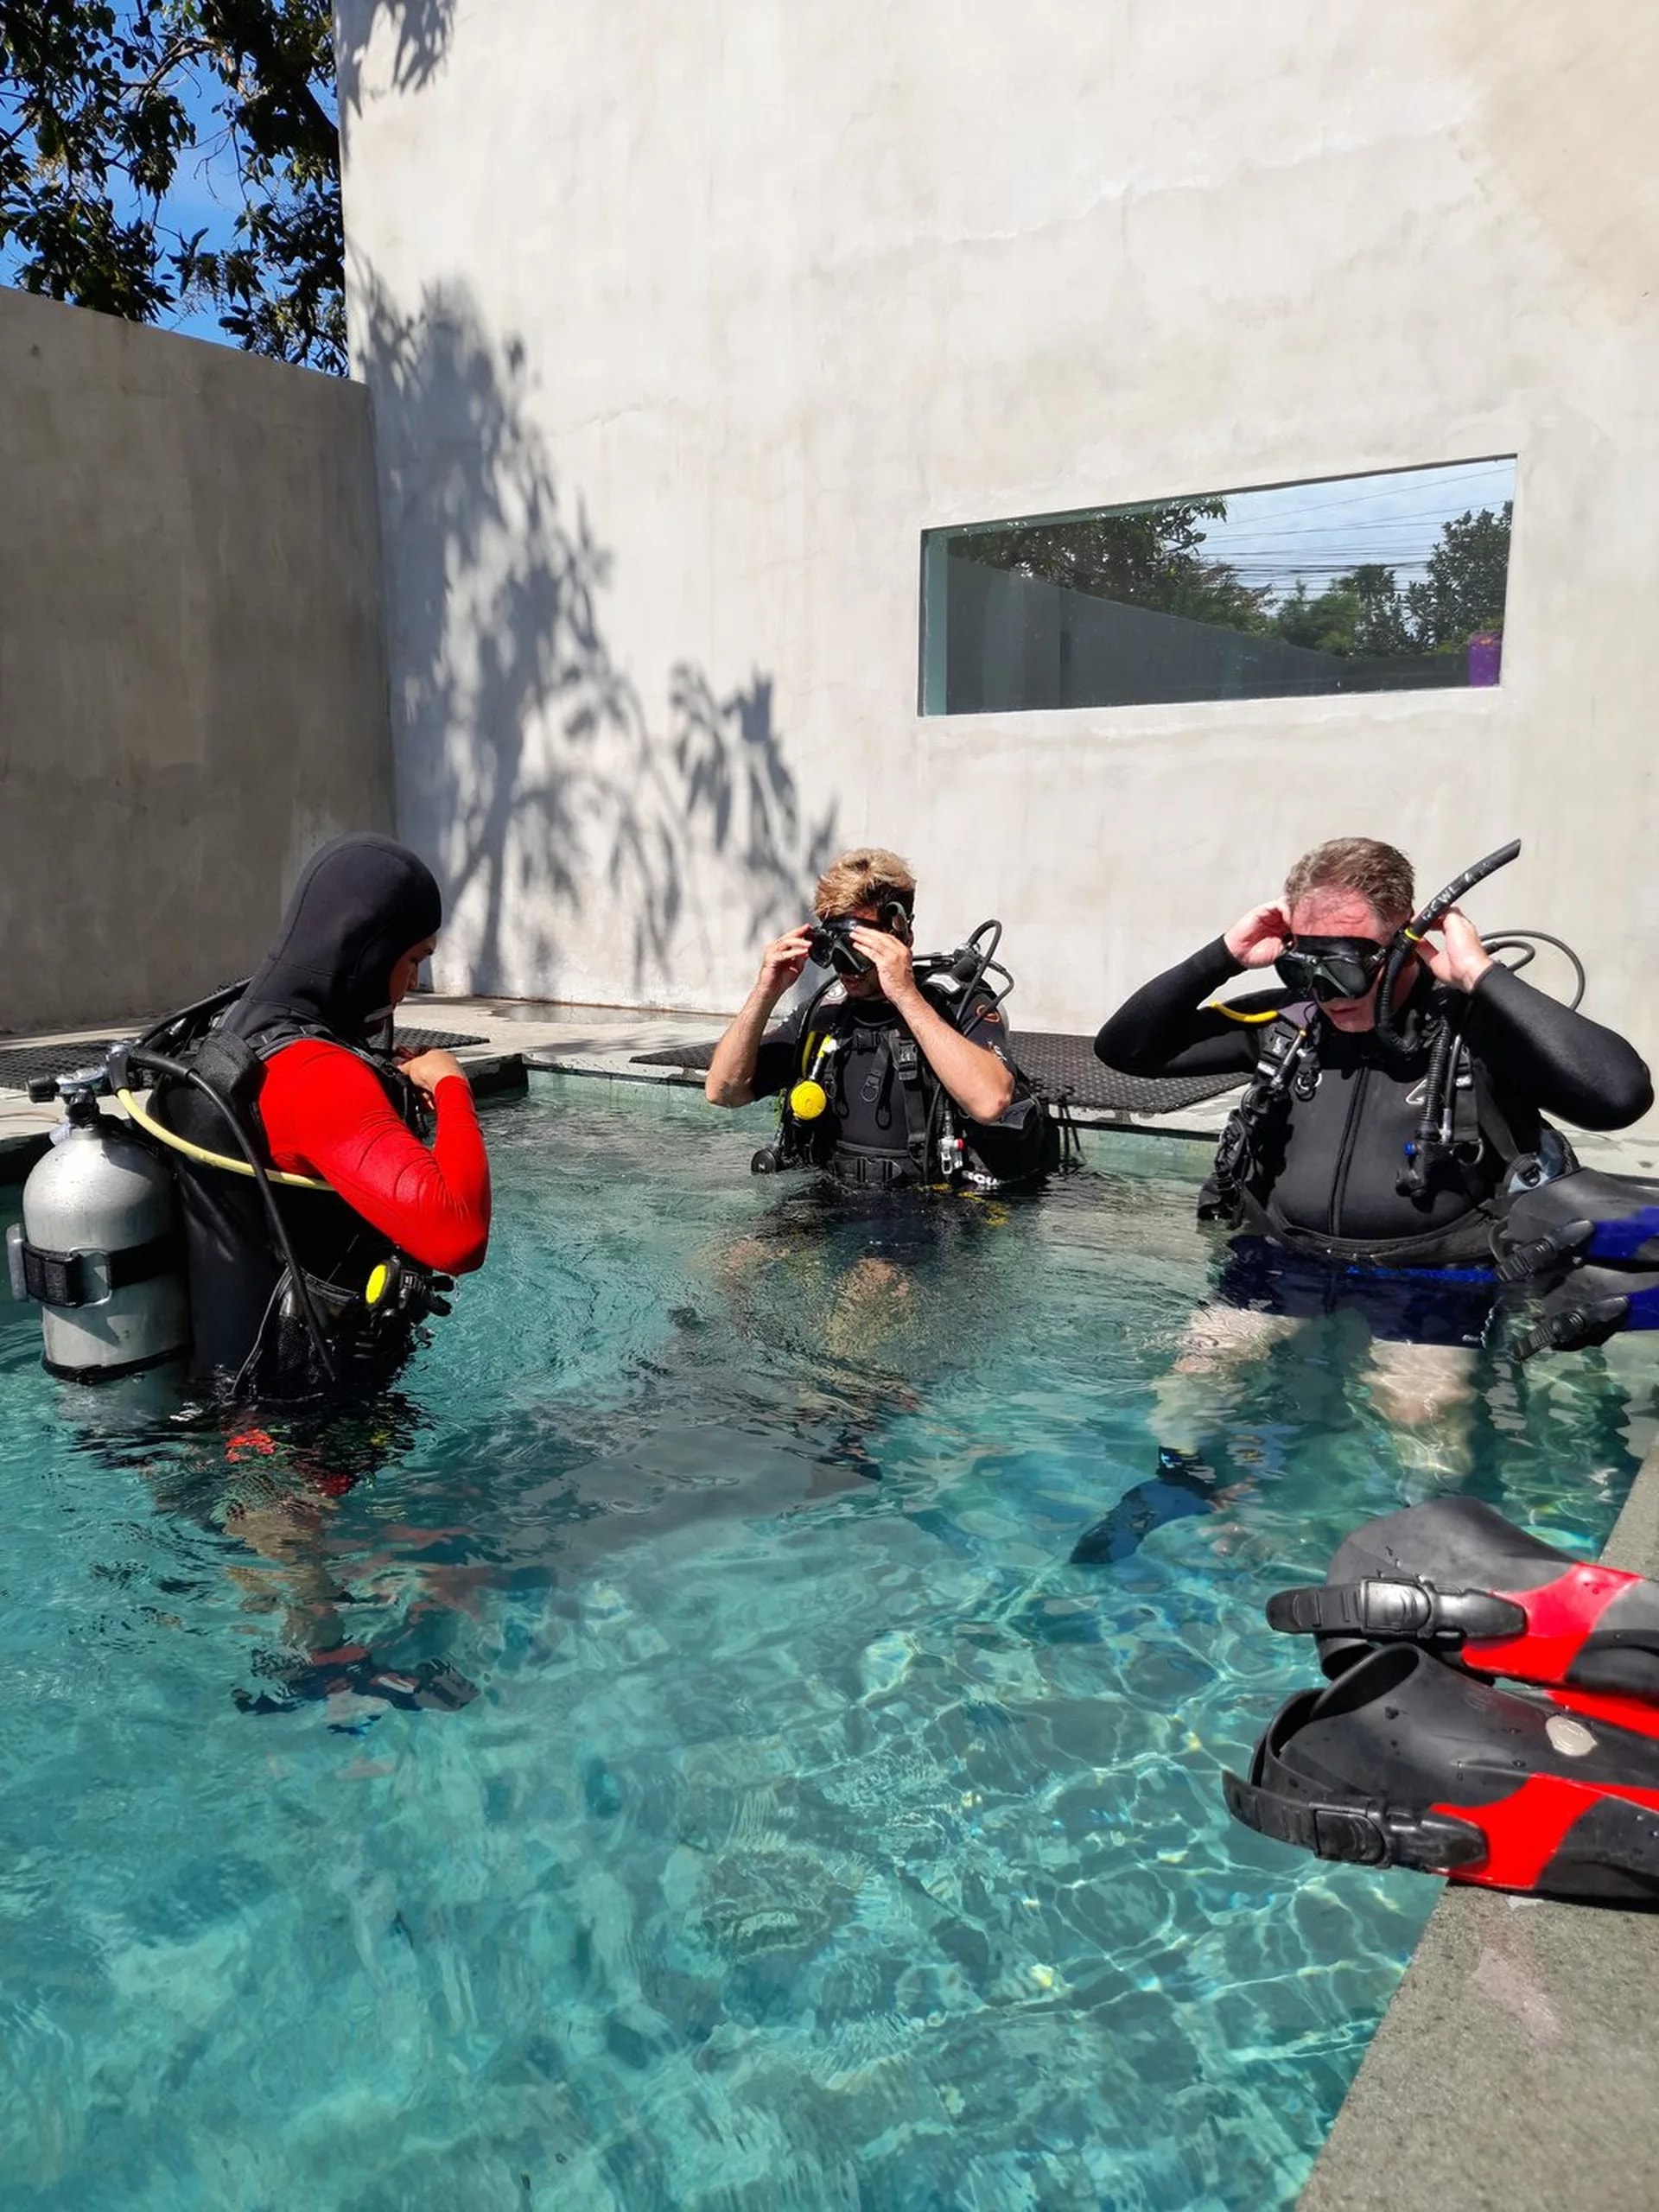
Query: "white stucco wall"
337 0 1659 1065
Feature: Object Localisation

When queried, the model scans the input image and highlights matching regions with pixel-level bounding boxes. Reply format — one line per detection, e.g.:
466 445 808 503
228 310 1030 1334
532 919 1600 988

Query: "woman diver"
152 831 492 1401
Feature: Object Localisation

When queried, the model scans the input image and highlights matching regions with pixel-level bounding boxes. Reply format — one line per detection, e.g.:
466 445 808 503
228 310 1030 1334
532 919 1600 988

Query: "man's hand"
757 925 816 1007
1224 903 1294 969
1421 908 1495 995
401 1049 468 1096
849 925 917 1004
706 927 813 1107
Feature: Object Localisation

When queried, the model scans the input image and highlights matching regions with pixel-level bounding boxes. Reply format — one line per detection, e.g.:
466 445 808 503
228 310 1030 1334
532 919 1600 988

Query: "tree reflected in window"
920 459 1515 713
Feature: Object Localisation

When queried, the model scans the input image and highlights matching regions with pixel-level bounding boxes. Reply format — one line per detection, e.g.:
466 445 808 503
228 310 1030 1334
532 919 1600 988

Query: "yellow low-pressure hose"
1207 1001 1283 1025
116 1087 330 1193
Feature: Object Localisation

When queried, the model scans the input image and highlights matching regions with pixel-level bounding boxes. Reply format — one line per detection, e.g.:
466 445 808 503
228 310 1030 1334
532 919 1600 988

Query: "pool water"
1 1074 1649 2211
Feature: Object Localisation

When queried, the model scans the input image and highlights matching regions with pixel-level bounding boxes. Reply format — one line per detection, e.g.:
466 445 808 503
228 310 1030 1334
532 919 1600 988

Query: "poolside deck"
9 995 1659 1182
0 994 1248 1179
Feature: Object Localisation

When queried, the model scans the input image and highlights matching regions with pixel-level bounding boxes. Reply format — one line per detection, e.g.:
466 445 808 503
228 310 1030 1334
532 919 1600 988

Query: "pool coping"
0 995 1249 1181
1298 1428 1659 2212
10 997 1659 1185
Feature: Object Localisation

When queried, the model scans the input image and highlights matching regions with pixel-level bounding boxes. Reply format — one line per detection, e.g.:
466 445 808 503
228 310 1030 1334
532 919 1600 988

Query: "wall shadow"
334 0 457 104
355 270 838 999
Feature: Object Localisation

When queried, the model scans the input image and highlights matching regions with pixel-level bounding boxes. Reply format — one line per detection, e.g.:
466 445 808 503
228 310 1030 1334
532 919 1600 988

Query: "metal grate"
629 1029 1243 1117
393 1028 490 1054
0 1028 487 1093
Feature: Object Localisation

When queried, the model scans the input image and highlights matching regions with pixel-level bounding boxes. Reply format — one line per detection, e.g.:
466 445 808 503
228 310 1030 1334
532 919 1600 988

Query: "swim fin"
1070 1448 1217 1566
1497 1167 1659 1280
1496 1168 1659 1357
1224 1641 1659 1902
1264 1496 1659 1709
1510 1264 1659 1360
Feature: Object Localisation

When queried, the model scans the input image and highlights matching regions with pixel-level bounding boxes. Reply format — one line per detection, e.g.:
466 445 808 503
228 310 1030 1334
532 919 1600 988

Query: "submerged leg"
1071 1306 1299 1566
1152 1300 1299 1455
1363 1339 1479 1477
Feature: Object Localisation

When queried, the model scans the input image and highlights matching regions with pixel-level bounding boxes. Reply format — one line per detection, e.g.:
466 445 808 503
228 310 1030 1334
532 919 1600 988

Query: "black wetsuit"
753 980 1054 1188
1096 937 1651 1277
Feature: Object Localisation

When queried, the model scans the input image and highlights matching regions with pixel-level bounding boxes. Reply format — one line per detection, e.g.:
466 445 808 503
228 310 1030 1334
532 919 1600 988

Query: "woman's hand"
1421 908 1495 994
400 1049 468 1096
1224 903 1293 969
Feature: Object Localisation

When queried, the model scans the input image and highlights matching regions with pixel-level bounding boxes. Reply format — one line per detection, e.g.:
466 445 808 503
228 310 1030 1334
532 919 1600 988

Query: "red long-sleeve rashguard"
258 1040 492 1274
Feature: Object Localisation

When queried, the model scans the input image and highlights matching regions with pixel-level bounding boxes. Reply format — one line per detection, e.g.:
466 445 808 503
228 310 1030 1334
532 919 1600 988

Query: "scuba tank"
6 1070 189 1382
6 1019 424 1395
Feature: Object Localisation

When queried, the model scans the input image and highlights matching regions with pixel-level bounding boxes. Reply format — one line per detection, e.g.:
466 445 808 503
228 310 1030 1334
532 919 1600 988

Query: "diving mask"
808 902 913 980
1279 937 1389 1004
808 916 879 978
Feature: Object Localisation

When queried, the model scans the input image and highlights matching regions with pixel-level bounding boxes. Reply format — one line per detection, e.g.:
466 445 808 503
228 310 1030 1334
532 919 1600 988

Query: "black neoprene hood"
224 832 443 1049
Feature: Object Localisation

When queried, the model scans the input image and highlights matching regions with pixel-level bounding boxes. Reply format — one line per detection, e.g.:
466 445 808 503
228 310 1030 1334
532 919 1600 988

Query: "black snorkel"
1373 839 1522 1058
1376 839 1521 1202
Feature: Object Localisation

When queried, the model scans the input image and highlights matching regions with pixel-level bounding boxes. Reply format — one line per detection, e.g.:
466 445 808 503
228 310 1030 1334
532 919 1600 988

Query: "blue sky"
1194 456 1515 603
2 50 255 349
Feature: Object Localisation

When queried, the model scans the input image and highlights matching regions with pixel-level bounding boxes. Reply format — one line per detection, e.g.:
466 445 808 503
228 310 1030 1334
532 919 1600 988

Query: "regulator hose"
116 1086 329 1192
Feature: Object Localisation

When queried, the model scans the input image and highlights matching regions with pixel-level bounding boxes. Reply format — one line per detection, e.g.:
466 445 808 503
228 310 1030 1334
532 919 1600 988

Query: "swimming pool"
1 1073 1648 2209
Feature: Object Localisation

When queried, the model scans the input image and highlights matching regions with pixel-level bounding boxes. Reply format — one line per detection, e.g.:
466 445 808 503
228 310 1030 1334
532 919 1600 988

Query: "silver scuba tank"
5 1074 190 1381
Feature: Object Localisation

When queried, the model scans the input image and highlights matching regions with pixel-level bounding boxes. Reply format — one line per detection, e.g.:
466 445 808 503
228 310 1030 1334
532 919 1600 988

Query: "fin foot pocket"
1071 1448 1217 1567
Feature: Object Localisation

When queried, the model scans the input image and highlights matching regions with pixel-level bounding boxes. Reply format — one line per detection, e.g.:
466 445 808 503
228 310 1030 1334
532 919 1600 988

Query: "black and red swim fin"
1264 1497 1659 1715
1224 1641 1659 1903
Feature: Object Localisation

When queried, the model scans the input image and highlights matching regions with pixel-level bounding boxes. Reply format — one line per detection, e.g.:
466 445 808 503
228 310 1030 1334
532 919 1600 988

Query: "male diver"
1080 836 1650 1556
152 831 492 1400
703 847 1053 1188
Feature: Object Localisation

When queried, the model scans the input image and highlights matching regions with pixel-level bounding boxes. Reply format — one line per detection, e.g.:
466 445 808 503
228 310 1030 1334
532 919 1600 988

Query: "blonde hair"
812 847 917 922
1284 837 1414 929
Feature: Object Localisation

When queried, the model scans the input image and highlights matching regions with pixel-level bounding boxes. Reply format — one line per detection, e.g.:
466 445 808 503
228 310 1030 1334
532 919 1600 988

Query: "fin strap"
1223 1770 1485 1871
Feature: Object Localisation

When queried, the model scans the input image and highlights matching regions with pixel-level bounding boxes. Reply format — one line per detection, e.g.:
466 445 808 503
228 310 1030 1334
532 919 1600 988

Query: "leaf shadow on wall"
356 274 840 998
334 0 457 100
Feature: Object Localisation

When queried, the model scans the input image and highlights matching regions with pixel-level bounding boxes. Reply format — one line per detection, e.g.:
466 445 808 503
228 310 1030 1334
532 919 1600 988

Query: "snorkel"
1375 838 1522 1201
1372 838 1522 1058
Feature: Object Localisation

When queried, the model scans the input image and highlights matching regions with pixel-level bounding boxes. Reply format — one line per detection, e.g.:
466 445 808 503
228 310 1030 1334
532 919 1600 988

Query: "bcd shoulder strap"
1203 1005 1319 1224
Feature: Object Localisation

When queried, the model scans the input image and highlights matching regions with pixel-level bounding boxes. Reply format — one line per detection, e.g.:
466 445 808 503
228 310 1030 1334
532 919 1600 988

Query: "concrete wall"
0 288 395 1033
337 0 1659 1071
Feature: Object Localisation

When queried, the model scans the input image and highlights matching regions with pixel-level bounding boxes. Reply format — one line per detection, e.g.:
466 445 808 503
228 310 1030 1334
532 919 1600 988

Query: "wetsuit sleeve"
957 989 1014 1062
1462 967 1654 1131
1094 937 1275 1077
747 1010 804 1102
260 1042 493 1273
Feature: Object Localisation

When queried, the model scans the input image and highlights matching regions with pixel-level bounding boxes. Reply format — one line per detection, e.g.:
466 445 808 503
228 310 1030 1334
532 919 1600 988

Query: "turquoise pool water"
1 1073 1649 2211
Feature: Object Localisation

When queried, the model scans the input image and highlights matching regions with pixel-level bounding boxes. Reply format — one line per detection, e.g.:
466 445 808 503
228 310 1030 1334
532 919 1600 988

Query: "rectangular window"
918 456 1515 715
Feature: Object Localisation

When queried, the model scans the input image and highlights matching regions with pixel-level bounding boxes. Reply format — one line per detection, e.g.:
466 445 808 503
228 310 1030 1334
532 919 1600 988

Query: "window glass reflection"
919 457 1515 714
